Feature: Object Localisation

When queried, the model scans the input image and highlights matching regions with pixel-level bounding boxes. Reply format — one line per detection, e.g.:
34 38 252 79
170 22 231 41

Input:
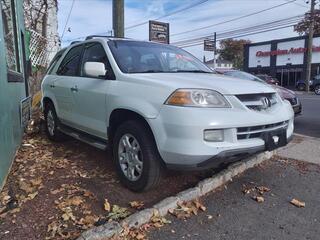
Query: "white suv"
42 36 294 191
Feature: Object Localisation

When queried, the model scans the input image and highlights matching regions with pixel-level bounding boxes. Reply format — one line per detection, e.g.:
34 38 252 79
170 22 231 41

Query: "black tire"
113 120 163 192
315 85 320 95
297 83 305 91
44 102 65 141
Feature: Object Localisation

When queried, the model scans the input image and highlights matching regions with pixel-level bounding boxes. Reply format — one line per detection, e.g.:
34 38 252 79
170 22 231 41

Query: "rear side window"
47 50 65 74
57 45 83 76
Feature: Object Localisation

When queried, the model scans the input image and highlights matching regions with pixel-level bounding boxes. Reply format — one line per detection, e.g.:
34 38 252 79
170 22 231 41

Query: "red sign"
256 46 320 57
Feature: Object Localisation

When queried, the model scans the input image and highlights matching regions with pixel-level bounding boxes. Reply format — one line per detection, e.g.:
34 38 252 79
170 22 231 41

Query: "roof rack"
70 41 82 45
85 35 114 40
85 35 131 40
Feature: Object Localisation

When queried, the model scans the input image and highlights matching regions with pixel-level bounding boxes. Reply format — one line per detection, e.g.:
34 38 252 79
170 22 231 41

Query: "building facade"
0 0 29 189
244 35 320 88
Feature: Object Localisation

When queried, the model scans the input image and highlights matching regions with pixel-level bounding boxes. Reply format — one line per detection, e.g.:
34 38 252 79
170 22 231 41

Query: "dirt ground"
0 130 208 240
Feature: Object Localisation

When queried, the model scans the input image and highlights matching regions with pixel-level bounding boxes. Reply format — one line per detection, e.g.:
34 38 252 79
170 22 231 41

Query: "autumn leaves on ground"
0 122 208 240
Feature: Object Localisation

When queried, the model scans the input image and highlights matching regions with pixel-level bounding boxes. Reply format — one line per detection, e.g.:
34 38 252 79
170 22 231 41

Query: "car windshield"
108 40 212 74
224 71 265 83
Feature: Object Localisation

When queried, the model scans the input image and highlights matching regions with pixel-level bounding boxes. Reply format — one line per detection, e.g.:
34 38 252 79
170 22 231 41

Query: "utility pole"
112 0 124 38
305 0 316 92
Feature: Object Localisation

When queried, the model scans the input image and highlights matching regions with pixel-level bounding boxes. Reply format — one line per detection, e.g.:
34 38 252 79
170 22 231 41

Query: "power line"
62 0 210 42
173 15 303 46
61 0 76 40
170 0 298 38
178 25 297 49
174 16 303 48
125 0 209 30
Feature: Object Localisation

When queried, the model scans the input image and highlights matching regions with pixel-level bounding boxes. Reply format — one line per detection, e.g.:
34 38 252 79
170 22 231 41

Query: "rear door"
71 42 115 139
54 44 84 124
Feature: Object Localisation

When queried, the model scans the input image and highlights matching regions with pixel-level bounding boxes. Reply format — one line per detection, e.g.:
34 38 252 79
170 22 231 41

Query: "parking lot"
0 93 319 240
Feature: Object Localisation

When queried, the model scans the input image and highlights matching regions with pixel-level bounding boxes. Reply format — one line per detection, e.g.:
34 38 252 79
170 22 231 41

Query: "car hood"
128 73 275 95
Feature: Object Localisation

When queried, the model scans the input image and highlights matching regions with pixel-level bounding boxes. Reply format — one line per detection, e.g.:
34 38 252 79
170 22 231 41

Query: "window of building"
57 45 83 76
1 0 20 75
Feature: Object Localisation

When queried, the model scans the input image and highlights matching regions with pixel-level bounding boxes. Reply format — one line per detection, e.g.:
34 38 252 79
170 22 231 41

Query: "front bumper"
148 98 294 170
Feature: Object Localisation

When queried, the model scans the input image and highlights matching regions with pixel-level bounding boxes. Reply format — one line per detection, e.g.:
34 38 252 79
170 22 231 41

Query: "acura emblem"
261 97 271 109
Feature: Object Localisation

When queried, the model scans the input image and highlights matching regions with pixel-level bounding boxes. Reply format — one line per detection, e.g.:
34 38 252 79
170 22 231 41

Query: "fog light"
204 130 224 142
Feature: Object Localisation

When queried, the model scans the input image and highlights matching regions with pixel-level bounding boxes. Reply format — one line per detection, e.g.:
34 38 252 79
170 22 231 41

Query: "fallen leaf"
107 205 130 221
194 199 206 211
129 201 144 210
104 199 111 212
290 198 305 208
30 178 42 186
28 192 38 200
257 186 271 195
61 207 76 221
19 181 34 194
68 196 83 206
252 196 264 203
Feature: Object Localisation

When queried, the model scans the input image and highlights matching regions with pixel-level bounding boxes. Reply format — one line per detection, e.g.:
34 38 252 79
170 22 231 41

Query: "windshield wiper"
130 70 165 73
175 70 212 73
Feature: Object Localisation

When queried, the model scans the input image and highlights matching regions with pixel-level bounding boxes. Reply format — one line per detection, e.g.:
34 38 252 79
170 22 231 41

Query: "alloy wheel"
47 110 55 136
118 134 143 181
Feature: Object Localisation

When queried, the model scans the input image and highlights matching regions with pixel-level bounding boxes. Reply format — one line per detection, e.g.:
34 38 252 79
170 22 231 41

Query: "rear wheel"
44 102 65 141
315 85 320 95
113 120 163 192
297 83 305 91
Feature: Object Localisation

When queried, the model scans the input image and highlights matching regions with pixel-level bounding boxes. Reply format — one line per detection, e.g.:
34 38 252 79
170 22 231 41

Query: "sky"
57 0 311 60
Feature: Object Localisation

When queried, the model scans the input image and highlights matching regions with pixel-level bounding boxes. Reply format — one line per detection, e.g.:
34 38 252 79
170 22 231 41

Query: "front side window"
108 40 212 74
57 45 83 76
81 42 115 79
1 0 20 73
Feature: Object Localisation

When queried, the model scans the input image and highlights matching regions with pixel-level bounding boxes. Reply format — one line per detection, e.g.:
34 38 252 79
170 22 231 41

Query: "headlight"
165 89 231 108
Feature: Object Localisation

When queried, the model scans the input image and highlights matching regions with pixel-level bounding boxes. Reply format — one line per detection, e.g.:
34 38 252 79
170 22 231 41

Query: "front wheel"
315 85 320 95
44 103 65 141
113 120 163 192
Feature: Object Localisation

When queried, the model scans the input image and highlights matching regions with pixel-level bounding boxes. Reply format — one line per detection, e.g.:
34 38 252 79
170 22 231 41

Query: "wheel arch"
108 108 157 149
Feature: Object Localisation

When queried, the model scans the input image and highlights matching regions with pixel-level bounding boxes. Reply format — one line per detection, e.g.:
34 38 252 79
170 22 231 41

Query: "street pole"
112 0 124 38
305 0 316 92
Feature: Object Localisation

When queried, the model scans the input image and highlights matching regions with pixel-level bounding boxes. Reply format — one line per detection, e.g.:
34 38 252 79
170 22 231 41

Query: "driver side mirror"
84 62 107 78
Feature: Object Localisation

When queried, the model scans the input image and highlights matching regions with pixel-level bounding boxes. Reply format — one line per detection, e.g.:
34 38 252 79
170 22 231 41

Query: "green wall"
0 0 27 189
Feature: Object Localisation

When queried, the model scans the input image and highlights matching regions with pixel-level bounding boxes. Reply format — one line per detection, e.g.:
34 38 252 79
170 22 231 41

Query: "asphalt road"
294 93 320 138
148 159 320 240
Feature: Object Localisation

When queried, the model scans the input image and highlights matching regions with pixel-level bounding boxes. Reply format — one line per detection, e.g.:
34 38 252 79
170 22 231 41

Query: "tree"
218 39 251 70
294 9 320 35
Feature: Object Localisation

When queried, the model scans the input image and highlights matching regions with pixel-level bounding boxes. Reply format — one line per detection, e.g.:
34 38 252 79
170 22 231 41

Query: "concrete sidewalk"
276 134 320 165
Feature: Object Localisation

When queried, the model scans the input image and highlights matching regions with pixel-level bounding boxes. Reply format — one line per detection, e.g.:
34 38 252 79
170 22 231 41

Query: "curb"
293 133 320 141
77 151 274 240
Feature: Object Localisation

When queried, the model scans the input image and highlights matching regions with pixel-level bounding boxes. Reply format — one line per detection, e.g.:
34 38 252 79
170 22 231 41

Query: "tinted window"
108 40 211 74
57 45 83 76
1 0 20 73
47 50 66 74
81 43 114 79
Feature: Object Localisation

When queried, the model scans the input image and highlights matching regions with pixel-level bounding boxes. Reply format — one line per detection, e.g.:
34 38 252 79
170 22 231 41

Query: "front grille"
236 93 277 111
286 97 297 106
237 121 288 140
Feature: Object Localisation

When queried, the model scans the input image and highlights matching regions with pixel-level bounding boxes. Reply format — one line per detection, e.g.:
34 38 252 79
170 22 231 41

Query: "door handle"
50 84 55 88
70 86 78 92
